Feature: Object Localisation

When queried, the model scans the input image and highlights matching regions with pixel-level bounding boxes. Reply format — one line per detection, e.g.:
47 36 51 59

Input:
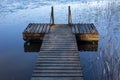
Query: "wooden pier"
23 23 98 80
22 6 99 80
31 24 83 80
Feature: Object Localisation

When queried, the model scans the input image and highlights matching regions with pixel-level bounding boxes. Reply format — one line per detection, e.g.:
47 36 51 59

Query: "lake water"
0 0 120 80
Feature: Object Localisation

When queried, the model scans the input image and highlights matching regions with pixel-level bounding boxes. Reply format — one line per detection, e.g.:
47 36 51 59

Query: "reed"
96 1 119 80
78 1 120 80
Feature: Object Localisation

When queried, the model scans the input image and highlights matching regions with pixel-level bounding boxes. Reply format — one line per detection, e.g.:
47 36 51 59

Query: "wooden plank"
38 54 78 57
33 70 82 73
39 50 78 53
84 24 90 33
91 23 98 33
38 24 44 33
30 24 36 33
37 24 42 33
72 24 75 34
31 77 84 80
77 34 98 41
32 73 83 77
35 66 81 70
78 24 83 34
37 24 41 33
36 58 80 61
45 24 49 33
25 23 34 33
76 24 80 33
45 24 48 33
90 24 95 33
37 57 80 59
41 24 45 33
87 24 92 33
33 24 38 33
38 56 79 58
80 24 85 33
37 58 80 61
79 24 83 34
46 24 50 33
24 23 32 33
74 24 79 34
34 24 40 33
29 24 34 33
83 24 88 33
90 24 97 33
35 65 81 68
42 24 47 33
27 23 34 33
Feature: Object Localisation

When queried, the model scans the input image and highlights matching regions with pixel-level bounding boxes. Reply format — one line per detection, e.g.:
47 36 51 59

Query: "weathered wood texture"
31 24 83 80
23 23 50 41
72 23 99 41
23 23 98 41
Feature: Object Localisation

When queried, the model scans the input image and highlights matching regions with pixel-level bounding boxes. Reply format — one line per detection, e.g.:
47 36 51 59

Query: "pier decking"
31 24 83 80
23 23 50 41
23 23 98 41
72 23 98 41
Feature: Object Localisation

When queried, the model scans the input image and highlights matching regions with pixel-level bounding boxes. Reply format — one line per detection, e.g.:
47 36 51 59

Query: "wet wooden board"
31 24 83 80
23 23 50 41
72 23 99 41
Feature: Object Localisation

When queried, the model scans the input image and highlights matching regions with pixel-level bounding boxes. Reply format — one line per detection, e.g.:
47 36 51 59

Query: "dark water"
0 0 120 80
0 23 38 80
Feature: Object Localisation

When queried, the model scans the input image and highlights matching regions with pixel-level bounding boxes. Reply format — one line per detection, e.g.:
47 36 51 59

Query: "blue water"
0 0 120 80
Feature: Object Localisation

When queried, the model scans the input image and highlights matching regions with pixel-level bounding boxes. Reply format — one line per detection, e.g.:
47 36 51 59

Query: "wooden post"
68 6 72 25
50 6 54 25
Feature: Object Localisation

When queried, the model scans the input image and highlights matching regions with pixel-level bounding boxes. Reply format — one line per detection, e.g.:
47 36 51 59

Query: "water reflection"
77 41 98 51
24 41 42 52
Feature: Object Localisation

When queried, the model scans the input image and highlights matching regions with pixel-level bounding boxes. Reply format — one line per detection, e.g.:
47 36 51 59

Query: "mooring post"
68 6 72 25
50 6 54 25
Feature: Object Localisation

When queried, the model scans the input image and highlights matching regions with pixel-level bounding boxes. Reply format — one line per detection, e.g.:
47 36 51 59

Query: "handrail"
50 6 72 25
50 6 54 25
68 6 72 25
